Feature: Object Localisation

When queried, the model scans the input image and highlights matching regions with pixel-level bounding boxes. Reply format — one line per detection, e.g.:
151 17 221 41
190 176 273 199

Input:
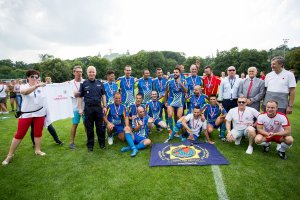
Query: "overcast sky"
0 0 299 63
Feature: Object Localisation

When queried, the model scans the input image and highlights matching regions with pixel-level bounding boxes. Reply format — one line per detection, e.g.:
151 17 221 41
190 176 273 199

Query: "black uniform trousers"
222 99 238 112
84 105 105 149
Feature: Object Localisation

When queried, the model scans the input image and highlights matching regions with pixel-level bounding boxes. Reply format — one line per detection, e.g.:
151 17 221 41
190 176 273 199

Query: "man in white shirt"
264 56 296 114
164 106 206 143
69 66 85 149
226 96 260 154
218 66 241 112
255 100 293 160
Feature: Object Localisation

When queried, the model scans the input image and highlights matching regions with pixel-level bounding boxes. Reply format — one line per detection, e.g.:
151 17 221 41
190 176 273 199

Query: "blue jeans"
16 95 22 111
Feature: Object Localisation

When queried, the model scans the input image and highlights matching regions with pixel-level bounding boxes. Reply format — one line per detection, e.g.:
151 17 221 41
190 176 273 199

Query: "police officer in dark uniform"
78 66 107 152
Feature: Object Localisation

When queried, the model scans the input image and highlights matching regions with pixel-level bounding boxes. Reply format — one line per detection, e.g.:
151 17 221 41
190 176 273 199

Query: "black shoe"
100 144 106 149
278 151 287 160
56 140 64 145
88 148 93 152
263 145 270 152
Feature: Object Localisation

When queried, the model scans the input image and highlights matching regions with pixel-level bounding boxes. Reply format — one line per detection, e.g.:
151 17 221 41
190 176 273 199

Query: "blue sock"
220 123 226 138
167 117 173 130
136 142 146 150
170 122 181 139
125 133 136 149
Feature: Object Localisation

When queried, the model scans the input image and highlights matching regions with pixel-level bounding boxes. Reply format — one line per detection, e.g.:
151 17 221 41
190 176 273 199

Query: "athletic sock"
279 142 291 152
170 123 181 139
167 117 173 131
125 133 136 149
219 123 226 138
136 142 146 150
256 142 270 146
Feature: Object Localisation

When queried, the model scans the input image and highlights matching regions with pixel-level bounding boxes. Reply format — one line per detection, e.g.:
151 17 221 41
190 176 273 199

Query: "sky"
0 0 299 63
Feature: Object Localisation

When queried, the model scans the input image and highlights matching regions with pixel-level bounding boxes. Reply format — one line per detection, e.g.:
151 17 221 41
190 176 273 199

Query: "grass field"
0 83 299 200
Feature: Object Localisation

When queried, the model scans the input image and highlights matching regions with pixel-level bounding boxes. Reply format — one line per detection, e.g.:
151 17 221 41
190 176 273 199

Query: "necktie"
247 79 253 98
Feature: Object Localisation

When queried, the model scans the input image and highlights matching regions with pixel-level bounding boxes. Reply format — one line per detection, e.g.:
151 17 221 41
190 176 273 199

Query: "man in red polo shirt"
202 66 221 97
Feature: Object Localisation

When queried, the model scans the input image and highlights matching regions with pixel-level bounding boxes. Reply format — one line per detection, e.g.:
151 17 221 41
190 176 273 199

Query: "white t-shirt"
184 113 207 136
226 106 260 130
265 69 296 93
257 112 289 133
0 85 7 98
44 83 74 126
70 79 84 111
19 84 47 118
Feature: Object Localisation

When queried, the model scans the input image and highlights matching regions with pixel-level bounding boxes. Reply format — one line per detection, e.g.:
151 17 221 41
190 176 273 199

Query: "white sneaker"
276 144 281 151
235 137 242 145
0 112 2 114
246 146 253 154
2 111 9 114
2 155 14 166
108 136 113 145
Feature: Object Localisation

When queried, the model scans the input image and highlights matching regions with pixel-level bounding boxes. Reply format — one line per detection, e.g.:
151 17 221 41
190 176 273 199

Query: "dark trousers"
31 123 60 145
84 106 105 149
222 99 238 112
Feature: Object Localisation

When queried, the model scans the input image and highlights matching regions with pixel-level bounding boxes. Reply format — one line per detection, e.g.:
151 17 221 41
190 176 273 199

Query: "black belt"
85 104 101 107
224 98 237 101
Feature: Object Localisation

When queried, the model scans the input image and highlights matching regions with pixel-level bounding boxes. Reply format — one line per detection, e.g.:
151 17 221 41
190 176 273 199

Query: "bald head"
137 106 145 117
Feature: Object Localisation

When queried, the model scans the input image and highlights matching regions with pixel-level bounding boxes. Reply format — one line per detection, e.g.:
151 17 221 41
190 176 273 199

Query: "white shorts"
231 128 249 139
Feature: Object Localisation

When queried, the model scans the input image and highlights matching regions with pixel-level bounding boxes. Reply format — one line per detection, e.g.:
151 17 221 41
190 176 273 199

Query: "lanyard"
229 78 236 89
174 80 180 91
192 118 200 129
238 110 245 122
207 75 213 88
152 100 158 111
108 82 114 95
125 77 131 88
191 76 197 87
114 104 120 116
194 95 200 106
74 80 80 91
145 79 150 90
158 78 163 90
209 105 218 118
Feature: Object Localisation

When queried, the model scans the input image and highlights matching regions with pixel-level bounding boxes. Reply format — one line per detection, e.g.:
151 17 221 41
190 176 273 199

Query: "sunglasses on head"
30 75 39 79
238 101 246 104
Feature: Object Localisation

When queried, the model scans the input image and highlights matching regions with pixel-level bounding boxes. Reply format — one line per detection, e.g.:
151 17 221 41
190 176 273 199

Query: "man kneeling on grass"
225 96 260 154
201 95 227 144
164 106 207 143
104 93 130 145
121 106 154 157
255 100 294 160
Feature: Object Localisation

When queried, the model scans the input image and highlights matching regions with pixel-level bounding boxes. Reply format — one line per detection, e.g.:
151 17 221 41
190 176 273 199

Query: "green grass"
1 83 300 200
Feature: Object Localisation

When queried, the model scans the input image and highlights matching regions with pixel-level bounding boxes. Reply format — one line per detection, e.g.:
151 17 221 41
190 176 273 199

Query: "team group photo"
0 0 299 199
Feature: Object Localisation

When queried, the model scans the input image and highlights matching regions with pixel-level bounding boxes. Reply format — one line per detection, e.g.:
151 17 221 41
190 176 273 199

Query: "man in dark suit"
238 67 265 111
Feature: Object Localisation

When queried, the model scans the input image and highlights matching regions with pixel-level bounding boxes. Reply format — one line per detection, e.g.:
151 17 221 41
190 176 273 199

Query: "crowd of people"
1 56 297 165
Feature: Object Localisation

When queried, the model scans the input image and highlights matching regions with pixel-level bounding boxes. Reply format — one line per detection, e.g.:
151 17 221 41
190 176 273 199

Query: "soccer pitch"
0 83 299 200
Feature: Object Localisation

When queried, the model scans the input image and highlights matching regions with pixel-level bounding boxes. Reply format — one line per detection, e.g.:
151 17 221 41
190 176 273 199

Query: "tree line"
0 46 299 82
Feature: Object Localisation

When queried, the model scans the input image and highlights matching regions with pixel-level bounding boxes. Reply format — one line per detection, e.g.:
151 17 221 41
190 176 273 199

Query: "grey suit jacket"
238 77 265 111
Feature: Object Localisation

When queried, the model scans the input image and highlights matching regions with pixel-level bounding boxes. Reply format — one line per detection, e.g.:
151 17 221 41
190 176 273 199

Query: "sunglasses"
30 75 39 79
228 69 236 72
238 101 246 104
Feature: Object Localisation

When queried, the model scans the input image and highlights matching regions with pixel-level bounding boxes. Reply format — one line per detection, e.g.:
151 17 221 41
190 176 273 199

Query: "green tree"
38 58 71 82
86 56 111 79
286 47 300 76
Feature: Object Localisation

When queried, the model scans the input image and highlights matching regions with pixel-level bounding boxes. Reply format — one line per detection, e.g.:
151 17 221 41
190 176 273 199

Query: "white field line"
211 165 229 200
